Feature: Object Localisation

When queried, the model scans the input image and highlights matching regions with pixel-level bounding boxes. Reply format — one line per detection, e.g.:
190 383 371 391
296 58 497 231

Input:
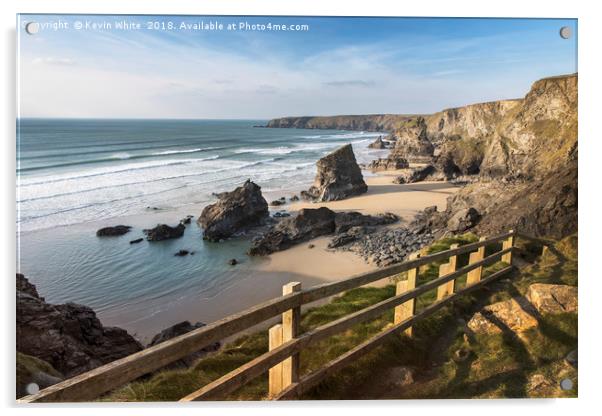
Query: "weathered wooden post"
466 236 487 286
394 252 420 336
281 282 301 388
502 230 515 264
268 324 283 398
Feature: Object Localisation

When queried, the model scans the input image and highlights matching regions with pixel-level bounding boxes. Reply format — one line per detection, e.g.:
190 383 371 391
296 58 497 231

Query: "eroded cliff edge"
267 74 578 240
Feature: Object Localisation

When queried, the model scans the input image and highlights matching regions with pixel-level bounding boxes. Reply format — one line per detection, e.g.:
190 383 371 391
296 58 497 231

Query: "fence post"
394 252 420 336
466 236 487 286
436 263 450 300
281 282 301 388
268 324 283 398
502 230 515 264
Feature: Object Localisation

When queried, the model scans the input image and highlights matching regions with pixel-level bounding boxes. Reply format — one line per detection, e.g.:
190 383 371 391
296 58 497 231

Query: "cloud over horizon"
18 15 577 119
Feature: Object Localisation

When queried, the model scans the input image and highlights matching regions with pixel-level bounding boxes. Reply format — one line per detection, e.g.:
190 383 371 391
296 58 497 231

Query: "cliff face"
266 114 415 132
421 74 577 179
421 74 578 239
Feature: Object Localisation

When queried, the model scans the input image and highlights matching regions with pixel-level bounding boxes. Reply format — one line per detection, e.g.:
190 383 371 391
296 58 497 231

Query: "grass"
105 233 577 401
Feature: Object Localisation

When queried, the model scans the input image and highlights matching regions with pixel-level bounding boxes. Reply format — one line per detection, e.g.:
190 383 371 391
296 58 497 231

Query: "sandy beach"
256 170 459 283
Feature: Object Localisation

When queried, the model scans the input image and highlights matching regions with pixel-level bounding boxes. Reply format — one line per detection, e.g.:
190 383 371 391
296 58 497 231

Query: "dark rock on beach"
96 225 131 237
368 136 387 149
199 180 269 241
16 274 142 379
302 144 368 202
393 165 437 184
273 211 291 218
129 238 144 244
249 208 399 256
366 157 409 172
270 198 286 206
248 207 336 255
174 249 190 257
334 211 398 233
144 223 186 241
148 321 220 369
228 258 238 266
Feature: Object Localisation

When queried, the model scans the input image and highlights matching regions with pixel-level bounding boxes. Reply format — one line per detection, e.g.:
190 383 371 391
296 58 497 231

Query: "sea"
16 118 388 341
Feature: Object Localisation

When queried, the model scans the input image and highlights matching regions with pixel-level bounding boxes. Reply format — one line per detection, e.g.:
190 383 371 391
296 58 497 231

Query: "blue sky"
18 15 577 119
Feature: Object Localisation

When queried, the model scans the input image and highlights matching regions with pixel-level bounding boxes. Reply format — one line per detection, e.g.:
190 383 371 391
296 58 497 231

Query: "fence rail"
19 230 523 403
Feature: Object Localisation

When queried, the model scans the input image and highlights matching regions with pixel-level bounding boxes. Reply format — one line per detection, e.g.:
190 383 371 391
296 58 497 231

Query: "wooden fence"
19 230 522 403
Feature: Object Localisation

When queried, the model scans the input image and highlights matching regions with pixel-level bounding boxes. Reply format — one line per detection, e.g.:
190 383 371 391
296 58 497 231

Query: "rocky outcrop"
266 114 414 132
334 211 398 233
96 225 131 237
248 208 398 256
199 180 269 241
387 117 434 162
368 136 387 149
327 212 399 249
366 157 409 172
144 223 186 241
428 160 577 239
303 144 368 202
526 284 578 314
248 207 336 255
148 321 220 369
446 207 480 233
393 165 437 184
467 297 539 335
16 274 143 378
468 283 577 335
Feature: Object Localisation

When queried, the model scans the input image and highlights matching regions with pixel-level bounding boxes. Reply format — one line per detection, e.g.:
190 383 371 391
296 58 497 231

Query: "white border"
2 1 600 415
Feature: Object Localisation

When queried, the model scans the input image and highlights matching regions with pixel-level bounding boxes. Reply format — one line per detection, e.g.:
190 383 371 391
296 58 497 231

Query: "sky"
17 15 577 119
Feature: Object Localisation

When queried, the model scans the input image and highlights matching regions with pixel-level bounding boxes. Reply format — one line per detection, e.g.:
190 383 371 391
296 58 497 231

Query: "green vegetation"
106 234 577 401
16 352 62 398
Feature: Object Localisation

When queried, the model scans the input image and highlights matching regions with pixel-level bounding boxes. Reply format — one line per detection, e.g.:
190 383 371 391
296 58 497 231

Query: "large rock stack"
199 180 269 241
301 144 368 202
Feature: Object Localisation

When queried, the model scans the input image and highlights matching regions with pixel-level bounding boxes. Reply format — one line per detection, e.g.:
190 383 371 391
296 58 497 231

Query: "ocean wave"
18 156 220 188
18 147 223 173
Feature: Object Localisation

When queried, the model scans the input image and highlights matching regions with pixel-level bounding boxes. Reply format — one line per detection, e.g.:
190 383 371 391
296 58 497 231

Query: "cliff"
268 74 577 240
266 114 416 132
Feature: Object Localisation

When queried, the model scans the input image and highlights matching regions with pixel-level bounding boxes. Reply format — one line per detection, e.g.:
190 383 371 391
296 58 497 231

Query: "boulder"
447 207 480 233
304 144 368 202
393 165 436 184
228 258 238 266
96 225 131 237
148 321 220 369
248 207 336 255
366 157 409 172
144 223 186 241
526 284 577 314
16 274 142 378
199 180 269 241
467 297 539 334
328 226 368 248
270 199 286 207
334 211 398 233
